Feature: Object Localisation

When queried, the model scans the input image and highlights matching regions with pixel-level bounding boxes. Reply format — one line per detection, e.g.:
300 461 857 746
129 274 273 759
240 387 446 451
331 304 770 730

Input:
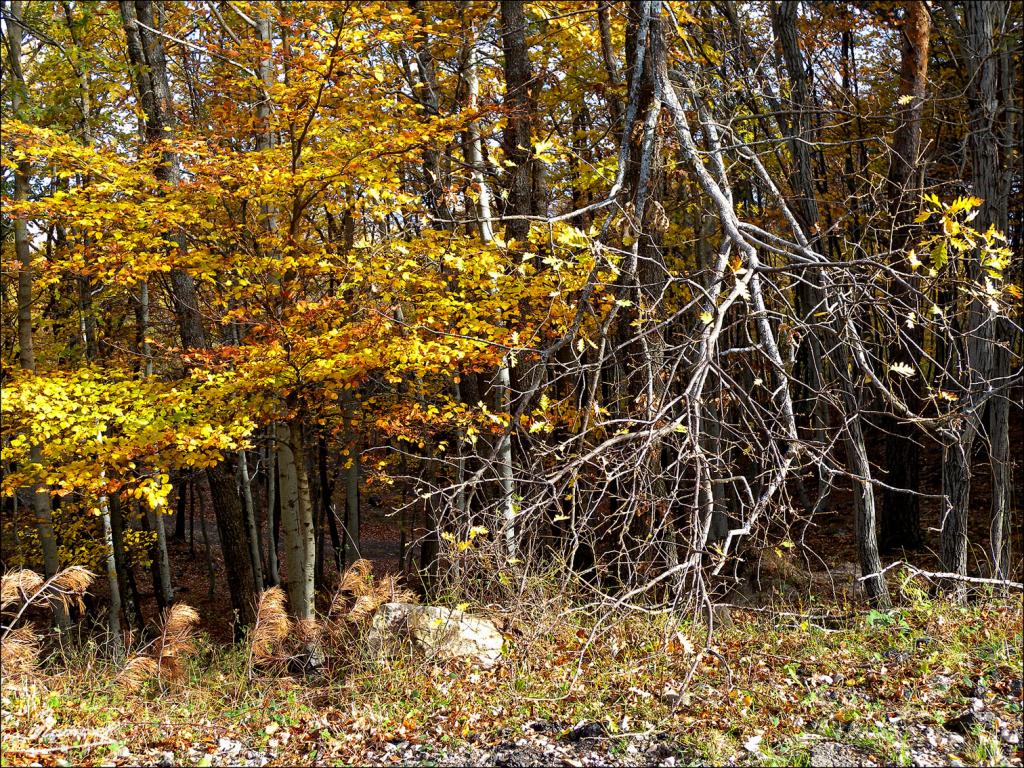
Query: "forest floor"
1 584 1022 767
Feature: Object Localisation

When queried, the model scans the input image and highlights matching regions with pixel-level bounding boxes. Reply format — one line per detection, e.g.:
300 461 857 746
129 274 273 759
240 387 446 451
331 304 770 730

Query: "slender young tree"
6 0 70 631
119 0 256 626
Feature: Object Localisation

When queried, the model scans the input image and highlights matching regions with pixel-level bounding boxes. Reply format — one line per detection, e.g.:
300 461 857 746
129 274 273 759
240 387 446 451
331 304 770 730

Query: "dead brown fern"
49 566 95 613
0 626 40 680
117 603 201 693
1 569 45 610
118 655 160 693
250 586 291 667
294 617 322 647
333 559 373 603
1 566 94 616
330 560 418 625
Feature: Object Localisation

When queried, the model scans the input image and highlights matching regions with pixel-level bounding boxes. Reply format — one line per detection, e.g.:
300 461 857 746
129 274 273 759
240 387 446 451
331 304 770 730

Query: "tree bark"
278 420 315 620
843 411 892 607
770 1 831 487
343 395 361 566
237 449 264 592
500 0 535 242
597 0 623 124
265 429 281 586
940 0 1004 598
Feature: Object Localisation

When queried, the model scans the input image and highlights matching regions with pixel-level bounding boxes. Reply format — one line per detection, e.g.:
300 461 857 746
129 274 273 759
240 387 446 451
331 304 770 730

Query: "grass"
1 592 1021 766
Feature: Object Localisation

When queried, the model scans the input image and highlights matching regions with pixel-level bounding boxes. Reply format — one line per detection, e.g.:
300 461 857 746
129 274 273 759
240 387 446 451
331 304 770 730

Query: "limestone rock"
369 603 505 666
809 741 872 767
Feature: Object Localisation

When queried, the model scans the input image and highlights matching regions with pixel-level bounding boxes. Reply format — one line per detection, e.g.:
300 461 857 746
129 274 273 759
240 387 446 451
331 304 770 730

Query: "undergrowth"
2 586 1021 766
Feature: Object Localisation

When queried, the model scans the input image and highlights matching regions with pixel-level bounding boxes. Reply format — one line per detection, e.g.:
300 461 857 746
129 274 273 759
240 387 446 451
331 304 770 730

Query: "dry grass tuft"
250 587 292 665
1 569 45 610
1 566 95 614
162 603 201 647
156 603 201 682
346 594 381 623
0 626 41 680
381 574 419 607
337 559 373 595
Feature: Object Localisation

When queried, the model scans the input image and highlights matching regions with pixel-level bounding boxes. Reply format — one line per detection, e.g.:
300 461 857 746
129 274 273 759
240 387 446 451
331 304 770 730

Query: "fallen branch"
5 741 116 755
859 561 1024 590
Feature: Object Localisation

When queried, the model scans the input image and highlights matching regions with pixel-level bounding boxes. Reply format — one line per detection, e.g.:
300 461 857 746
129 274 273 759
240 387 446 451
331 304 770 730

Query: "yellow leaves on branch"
1 367 260 505
0 0 624 511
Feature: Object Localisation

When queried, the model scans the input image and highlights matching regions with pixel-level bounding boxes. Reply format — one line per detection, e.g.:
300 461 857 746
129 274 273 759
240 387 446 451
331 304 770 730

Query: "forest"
1 1 1021 766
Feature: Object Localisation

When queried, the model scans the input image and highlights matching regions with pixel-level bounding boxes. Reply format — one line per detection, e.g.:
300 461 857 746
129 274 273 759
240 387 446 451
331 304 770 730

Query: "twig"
6 741 116 755
859 561 1024 590
129 18 258 79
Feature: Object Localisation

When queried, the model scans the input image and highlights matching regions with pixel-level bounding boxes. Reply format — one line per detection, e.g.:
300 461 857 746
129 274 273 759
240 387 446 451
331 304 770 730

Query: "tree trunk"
597 0 623 124
408 0 452 228
496 0 537 554
940 0 1004 597
198 488 215 601
237 449 264 592
987 381 1011 579
134 222 173 605
844 416 891 607
175 473 187 540
770 1 831 512
7 0 69 631
881 0 930 551
941 435 973 601
99 494 124 660
205 465 256 626
265 430 281 586
149 505 174 607
343 403 361 567
278 420 315 620
500 0 535 242
120 0 256 625
109 495 143 634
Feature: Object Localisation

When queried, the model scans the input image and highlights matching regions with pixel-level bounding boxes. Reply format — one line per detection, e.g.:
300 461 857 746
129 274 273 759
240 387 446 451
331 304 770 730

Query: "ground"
1 587 1021 766
3 418 1022 766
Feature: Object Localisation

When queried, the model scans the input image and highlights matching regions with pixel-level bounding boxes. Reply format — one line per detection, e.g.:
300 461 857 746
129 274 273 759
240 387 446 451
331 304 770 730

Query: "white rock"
369 603 505 666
